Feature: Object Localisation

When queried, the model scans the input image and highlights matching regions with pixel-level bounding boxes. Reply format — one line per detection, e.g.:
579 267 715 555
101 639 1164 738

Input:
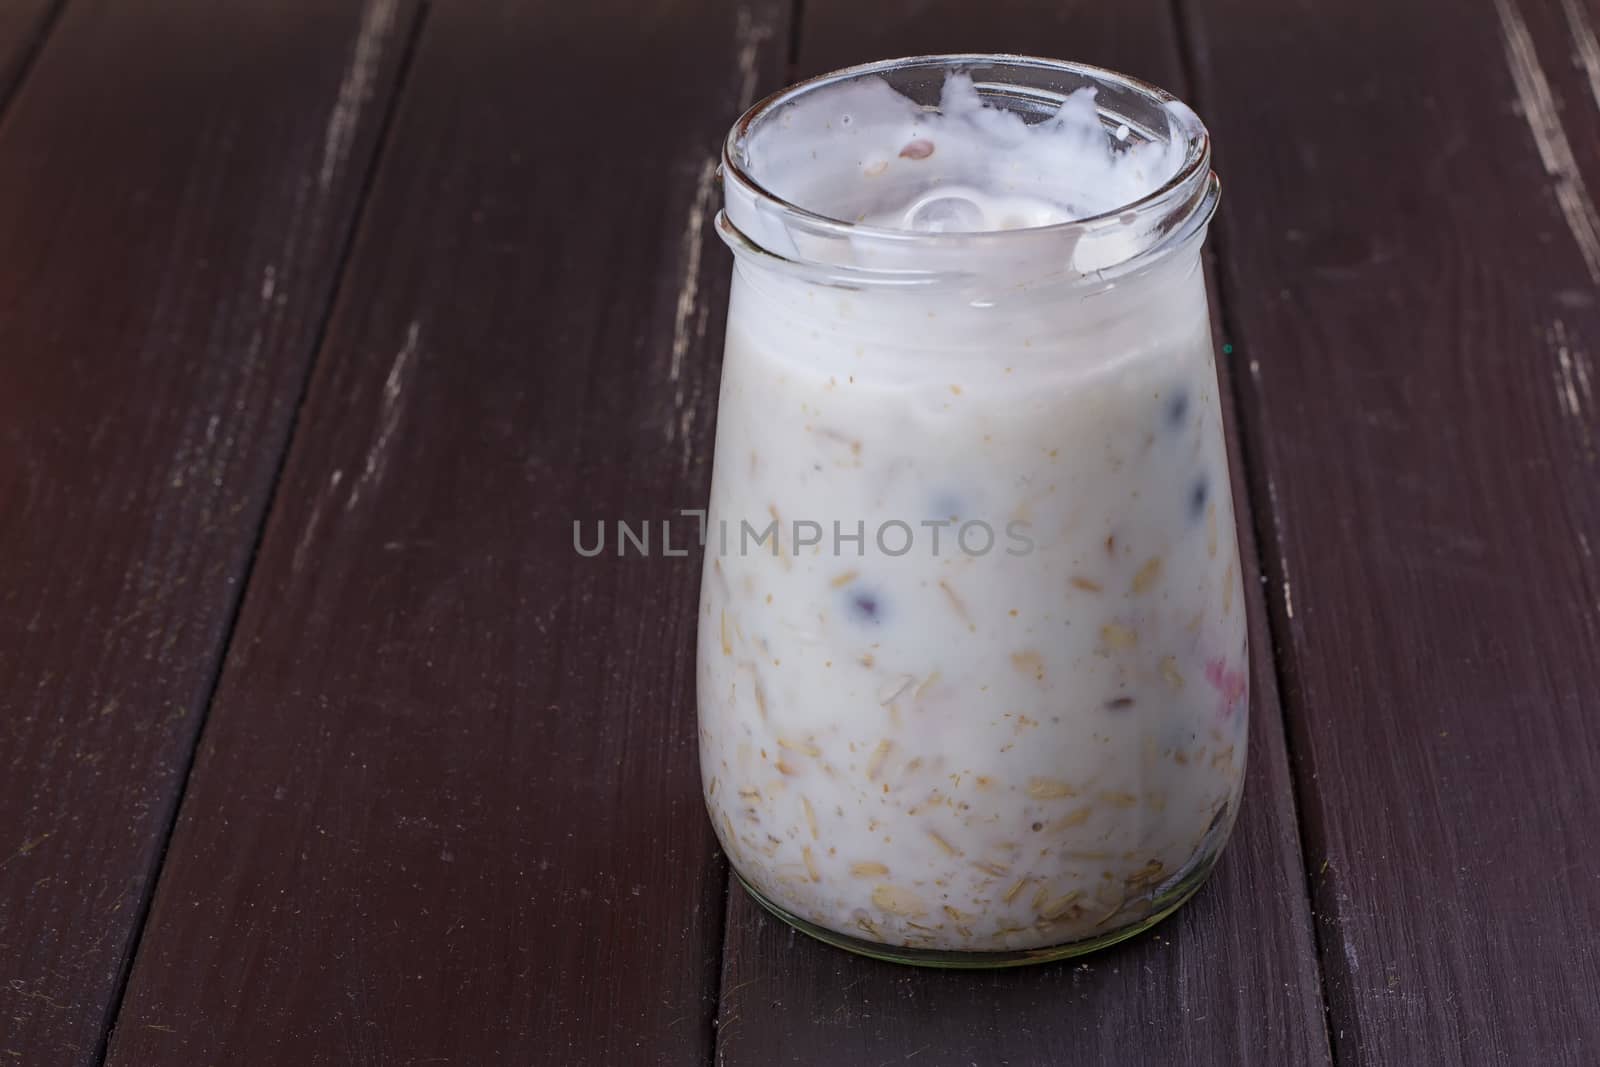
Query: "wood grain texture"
714 5 1330 1066
0 0 57 109
105 1 789 1063
1187 0 1600 1061
0 1 420 1062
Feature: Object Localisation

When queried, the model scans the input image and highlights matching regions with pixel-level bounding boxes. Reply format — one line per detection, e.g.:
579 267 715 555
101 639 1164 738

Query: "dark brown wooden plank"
0 0 57 106
1187 0 1600 1061
105 2 789 1063
0 1 419 1062
714 6 1330 1066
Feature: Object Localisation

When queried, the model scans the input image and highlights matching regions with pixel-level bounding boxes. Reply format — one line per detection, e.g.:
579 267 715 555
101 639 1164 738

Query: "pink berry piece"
1204 658 1247 721
899 139 935 160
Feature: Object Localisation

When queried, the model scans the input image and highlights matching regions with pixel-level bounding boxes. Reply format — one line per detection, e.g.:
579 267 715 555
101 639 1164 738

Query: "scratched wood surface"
1187 0 1600 1061
103 1 786 1063
0 1 419 1063
712 4 1330 1066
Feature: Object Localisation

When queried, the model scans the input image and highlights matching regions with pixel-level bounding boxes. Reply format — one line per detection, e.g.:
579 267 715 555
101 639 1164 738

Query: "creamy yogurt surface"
700 67 1245 954
744 72 1187 231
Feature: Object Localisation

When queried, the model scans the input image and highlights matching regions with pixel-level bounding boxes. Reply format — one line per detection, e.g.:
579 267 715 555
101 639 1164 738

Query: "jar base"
731 850 1220 969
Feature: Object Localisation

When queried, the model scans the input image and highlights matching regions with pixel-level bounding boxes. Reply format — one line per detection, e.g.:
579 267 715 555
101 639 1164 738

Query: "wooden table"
2 0 1597 1063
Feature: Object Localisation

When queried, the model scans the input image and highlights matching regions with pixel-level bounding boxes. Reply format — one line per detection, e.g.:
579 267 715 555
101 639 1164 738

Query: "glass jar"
696 55 1246 967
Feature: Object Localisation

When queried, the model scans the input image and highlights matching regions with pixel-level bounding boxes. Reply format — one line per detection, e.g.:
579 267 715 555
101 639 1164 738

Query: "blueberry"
850 590 883 624
1165 390 1190 429
1188 478 1209 520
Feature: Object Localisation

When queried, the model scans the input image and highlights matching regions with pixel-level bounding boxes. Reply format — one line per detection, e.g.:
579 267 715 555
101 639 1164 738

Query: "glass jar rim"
718 54 1220 287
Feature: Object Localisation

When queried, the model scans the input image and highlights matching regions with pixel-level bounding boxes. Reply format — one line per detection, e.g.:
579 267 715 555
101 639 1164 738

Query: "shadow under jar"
696 55 1247 967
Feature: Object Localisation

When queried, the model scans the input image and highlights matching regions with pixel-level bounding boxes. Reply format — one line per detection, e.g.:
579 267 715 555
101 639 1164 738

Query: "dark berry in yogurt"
1165 389 1190 429
849 588 885 625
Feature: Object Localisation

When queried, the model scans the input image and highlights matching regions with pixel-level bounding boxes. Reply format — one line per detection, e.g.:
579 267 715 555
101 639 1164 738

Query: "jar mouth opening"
724 54 1211 248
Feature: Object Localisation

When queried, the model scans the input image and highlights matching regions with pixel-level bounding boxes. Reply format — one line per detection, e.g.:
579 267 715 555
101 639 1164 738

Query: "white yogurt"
744 73 1186 231
700 62 1246 955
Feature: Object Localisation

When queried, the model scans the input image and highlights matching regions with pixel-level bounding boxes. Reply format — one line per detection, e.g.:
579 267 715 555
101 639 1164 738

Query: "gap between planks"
1166 0 1336 1056
92 5 433 1063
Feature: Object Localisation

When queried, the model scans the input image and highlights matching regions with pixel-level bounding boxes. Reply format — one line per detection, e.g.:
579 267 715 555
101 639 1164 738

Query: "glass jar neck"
718 55 1218 291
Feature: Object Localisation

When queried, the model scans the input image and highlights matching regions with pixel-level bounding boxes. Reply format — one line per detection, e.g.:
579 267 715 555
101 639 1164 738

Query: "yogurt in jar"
698 58 1246 958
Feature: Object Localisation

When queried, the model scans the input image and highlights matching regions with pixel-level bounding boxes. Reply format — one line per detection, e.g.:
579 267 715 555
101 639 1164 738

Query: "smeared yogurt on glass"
743 73 1189 233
